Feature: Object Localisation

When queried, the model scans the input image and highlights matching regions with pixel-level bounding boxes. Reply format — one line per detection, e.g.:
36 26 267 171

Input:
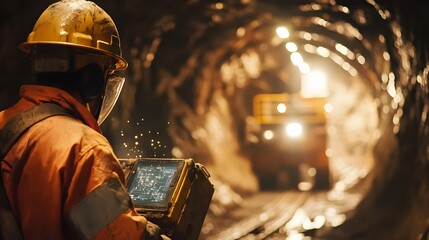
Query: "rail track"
204 191 310 240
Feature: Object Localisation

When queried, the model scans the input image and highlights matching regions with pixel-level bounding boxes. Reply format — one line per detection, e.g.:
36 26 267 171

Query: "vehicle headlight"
263 130 274 140
285 122 303 138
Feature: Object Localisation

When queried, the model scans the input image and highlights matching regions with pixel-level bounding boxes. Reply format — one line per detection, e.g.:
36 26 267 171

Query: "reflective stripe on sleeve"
67 178 132 240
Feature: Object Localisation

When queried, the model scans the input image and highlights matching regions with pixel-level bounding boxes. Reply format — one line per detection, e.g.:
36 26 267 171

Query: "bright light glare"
335 43 348 55
298 62 310 73
286 122 303 138
290 52 303 66
285 42 298 52
316 46 330 58
357 55 366 64
383 51 390 61
298 182 313 191
276 27 290 39
324 103 334 113
286 232 306 240
301 70 329 98
277 103 287 113
263 130 274 140
325 148 333 157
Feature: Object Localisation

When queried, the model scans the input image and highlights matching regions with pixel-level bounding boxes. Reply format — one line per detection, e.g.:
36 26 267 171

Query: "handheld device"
119 158 214 240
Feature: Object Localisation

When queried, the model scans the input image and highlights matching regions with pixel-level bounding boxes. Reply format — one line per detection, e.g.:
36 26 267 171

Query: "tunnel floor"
198 124 375 240
200 182 367 240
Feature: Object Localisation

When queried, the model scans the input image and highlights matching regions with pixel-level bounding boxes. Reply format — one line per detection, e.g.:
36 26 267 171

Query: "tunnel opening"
101 0 429 239
103 0 429 238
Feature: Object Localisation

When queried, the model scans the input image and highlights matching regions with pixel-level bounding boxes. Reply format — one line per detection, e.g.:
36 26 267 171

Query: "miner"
0 0 167 239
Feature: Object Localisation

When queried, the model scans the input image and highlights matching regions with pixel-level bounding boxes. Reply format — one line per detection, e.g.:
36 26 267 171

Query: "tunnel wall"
319 0 429 239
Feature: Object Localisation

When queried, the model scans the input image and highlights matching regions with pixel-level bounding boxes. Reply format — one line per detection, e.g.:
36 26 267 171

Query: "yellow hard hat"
20 0 127 70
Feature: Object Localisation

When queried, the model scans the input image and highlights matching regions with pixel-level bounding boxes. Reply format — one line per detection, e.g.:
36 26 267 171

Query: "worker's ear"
78 64 105 103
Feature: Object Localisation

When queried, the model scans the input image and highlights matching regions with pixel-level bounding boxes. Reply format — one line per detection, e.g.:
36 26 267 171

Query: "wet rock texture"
1 0 428 239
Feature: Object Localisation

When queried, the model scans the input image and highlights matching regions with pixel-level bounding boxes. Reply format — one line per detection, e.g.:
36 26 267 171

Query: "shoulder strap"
0 103 74 160
0 103 74 240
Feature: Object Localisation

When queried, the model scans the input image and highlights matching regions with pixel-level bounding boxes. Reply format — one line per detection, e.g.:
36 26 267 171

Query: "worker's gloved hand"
144 221 172 240
144 221 162 240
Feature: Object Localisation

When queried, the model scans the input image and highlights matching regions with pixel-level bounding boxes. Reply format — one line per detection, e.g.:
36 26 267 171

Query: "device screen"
126 159 183 209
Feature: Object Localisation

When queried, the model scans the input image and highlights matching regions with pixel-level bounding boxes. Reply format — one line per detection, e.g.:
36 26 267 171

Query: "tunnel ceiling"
107 0 423 178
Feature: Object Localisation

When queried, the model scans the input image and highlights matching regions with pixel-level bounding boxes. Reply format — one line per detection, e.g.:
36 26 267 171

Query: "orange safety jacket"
0 85 149 240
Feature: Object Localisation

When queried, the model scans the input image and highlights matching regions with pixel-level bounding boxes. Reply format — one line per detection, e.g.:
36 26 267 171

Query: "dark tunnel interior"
1 0 428 239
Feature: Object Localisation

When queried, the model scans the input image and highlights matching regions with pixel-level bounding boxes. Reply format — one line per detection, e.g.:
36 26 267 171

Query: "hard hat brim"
20 41 128 71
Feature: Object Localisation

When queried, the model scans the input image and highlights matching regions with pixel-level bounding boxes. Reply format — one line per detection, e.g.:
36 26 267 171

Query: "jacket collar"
20 85 102 133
